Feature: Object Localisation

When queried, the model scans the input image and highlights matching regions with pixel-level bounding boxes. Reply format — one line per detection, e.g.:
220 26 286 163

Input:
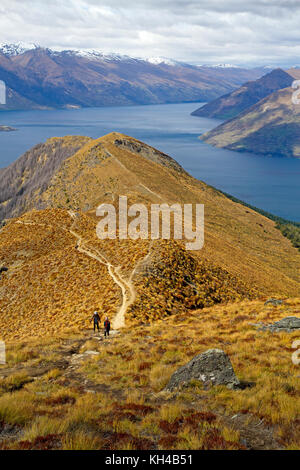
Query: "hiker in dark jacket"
92 311 100 332
104 317 111 337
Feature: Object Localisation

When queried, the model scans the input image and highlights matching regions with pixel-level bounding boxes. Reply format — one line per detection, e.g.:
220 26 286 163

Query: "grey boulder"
264 298 284 306
253 316 300 333
272 317 300 329
165 348 241 391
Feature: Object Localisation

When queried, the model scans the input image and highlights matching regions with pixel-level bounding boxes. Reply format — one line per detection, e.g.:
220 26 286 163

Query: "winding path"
68 211 152 329
16 212 152 329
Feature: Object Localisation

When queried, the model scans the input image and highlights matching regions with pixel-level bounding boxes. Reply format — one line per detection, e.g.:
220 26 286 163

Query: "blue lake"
0 102 299 222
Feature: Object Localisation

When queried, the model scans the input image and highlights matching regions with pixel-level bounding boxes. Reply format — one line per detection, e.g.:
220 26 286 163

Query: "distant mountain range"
0 43 265 110
191 68 294 120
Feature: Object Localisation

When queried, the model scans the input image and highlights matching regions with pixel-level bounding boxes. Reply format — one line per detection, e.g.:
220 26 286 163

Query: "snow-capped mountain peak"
146 57 178 66
0 43 182 67
199 63 240 69
0 42 37 56
68 49 136 62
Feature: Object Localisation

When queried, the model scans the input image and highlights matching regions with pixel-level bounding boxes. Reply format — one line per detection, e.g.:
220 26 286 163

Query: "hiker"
92 311 100 332
104 317 111 337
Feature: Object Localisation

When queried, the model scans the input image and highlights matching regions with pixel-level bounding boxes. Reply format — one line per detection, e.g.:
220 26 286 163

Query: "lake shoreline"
0 102 299 222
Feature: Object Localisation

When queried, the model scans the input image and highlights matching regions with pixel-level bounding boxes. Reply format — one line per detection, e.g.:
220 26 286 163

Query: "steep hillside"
288 68 300 79
0 133 299 342
0 136 92 221
0 209 258 341
0 46 264 110
191 69 293 120
201 87 300 158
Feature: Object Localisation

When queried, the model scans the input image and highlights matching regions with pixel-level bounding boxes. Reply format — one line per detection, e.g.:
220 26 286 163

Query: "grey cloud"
0 0 299 66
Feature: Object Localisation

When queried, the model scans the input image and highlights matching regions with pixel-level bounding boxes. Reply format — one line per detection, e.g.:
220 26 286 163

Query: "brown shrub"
138 362 153 371
158 435 179 448
44 395 76 406
185 412 217 427
201 428 244 450
103 432 155 450
112 403 154 416
18 434 62 450
103 411 139 424
159 420 180 434
159 411 217 435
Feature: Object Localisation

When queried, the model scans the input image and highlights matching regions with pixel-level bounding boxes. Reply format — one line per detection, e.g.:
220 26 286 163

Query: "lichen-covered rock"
165 349 240 391
252 316 300 333
264 298 284 306
272 317 300 329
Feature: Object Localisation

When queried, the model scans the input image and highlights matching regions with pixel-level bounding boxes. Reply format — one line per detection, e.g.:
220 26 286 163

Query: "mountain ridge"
200 86 300 158
0 45 265 110
191 68 294 120
0 133 299 340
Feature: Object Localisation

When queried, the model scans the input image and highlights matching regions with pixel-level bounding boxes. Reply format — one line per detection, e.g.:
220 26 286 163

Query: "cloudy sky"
0 0 300 66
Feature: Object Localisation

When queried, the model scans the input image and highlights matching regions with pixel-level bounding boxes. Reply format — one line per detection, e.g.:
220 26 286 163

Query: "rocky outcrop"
264 298 284 306
114 137 186 174
165 349 241 391
252 317 300 333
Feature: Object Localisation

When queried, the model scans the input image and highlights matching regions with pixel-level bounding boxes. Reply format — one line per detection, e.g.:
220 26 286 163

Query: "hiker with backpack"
104 317 111 337
92 311 100 332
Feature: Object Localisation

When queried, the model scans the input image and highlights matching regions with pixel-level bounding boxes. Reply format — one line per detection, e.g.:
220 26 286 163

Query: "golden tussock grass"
1 298 298 449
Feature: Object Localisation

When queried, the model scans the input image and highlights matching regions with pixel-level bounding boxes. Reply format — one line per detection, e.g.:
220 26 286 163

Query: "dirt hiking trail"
68 211 152 329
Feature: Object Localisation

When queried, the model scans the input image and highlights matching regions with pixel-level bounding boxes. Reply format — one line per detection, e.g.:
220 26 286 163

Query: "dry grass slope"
0 136 91 221
0 298 299 450
0 133 299 341
28 132 300 294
